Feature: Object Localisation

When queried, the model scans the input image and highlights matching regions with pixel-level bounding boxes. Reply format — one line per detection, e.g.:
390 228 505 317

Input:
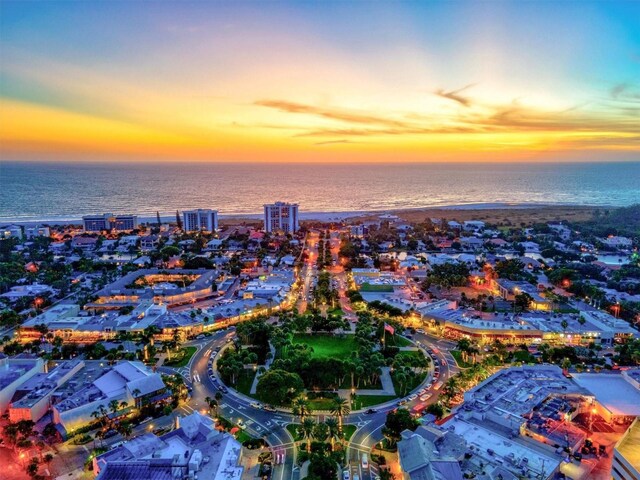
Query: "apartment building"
182 208 218 232
263 201 299 233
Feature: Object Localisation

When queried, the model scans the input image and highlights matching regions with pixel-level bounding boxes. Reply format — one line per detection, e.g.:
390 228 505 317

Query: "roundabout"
181 317 458 480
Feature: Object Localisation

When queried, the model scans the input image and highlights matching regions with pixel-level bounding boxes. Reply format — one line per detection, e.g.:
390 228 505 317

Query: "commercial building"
18 302 204 344
9 360 84 423
423 305 637 346
53 361 167 437
94 412 243 480
83 213 138 232
263 202 299 233
85 268 219 310
182 208 219 232
0 354 45 414
613 418 640 480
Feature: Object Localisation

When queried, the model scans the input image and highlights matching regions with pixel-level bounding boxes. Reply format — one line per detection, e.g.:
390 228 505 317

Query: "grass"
450 350 474 368
235 369 257 396
164 346 197 367
386 335 412 347
354 395 396 408
360 283 394 292
291 334 358 359
308 397 339 411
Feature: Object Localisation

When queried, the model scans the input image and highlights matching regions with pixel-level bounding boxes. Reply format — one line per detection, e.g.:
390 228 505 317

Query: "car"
397 399 408 406
222 387 229 393
416 329 425 334
263 405 277 412
353 475 359 480
419 393 432 402
361 453 369 469
237 420 246 430
408 394 418 401
250 402 263 410
433 371 440 379
343 471 351 480
365 408 377 414
418 388 427 395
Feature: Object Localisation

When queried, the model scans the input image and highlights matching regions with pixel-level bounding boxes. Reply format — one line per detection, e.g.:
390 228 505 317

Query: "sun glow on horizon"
1 1 639 163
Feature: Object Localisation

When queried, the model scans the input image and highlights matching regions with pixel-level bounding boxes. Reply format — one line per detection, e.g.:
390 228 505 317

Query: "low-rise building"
53 361 167 437
83 214 138 233
0 224 23 239
0 354 45 414
94 412 243 480
9 359 84 423
613 417 640 480
25 225 50 238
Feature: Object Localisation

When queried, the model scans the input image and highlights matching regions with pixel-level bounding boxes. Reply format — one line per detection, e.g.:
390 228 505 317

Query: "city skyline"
1 0 639 163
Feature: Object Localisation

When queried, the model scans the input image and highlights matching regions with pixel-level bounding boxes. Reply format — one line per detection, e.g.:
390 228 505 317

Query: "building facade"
263 202 299 233
182 209 219 232
83 214 138 232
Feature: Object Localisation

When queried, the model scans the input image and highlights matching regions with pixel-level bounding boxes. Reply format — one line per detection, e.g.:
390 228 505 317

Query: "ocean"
0 161 638 224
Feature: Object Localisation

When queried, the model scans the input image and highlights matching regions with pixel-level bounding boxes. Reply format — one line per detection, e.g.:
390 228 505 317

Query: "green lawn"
164 346 197 367
386 335 412 347
450 350 473 368
235 369 257 396
308 397 339 411
291 334 358 359
353 395 396 408
360 283 394 292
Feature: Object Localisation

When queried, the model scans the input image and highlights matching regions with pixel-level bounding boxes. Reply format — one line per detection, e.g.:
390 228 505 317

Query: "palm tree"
292 396 310 421
324 417 340 451
330 398 350 430
299 418 316 452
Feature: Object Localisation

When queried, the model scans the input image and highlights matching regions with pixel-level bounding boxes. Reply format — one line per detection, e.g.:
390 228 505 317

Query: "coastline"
0 202 606 226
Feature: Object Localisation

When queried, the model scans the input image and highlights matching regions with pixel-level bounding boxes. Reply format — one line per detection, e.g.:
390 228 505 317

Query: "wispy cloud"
254 100 410 128
314 139 355 146
434 84 477 107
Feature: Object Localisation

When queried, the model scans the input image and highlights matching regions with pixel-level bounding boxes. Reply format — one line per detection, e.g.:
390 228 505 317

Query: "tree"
176 210 183 230
292 396 311 421
156 211 162 226
300 418 316 452
330 398 350 429
514 292 532 312
324 417 340 451
255 369 304 406
382 408 418 446
426 402 445 419
307 454 338 480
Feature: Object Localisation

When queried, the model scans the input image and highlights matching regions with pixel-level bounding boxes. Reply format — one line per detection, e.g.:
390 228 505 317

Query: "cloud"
434 84 477 107
611 83 629 98
254 100 410 128
314 139 355 146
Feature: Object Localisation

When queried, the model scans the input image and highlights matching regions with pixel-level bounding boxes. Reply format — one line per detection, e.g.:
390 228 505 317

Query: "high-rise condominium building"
263 202 299 233
183 209 219 232
83 214 138 232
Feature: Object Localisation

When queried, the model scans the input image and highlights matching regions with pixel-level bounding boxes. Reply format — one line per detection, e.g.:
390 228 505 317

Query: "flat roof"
572 374 640 416
616 418 640 472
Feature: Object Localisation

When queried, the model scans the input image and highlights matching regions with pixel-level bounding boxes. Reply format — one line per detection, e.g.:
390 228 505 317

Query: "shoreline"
0 202 608 226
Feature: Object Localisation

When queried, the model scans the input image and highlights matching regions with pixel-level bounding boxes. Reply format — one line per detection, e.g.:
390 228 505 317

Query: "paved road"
297 231 319 314
186 332 299 480
345 332 458 479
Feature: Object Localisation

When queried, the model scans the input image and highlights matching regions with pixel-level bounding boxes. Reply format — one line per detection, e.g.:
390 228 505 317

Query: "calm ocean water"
0 161 638 223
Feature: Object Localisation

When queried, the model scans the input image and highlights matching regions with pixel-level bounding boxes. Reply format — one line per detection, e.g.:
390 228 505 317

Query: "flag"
384 323 395 335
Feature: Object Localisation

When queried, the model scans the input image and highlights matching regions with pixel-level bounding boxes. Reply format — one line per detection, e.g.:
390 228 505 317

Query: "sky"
1 0 639 163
